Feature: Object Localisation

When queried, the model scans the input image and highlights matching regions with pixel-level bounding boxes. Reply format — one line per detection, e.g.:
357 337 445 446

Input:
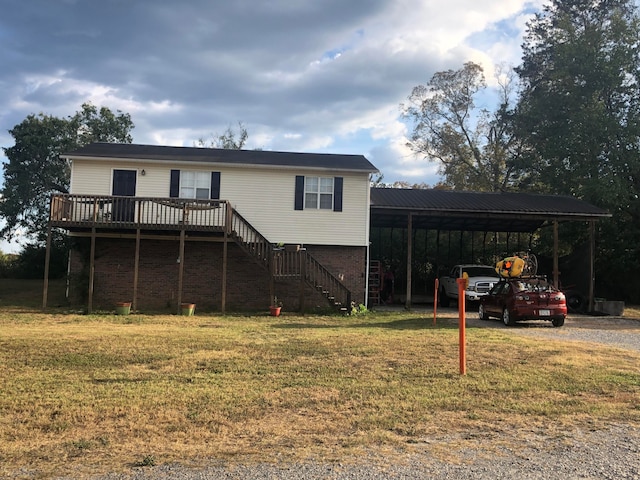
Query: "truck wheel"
439 289 450 307
566 292 585 313
552 317 565 327
478 304 489 320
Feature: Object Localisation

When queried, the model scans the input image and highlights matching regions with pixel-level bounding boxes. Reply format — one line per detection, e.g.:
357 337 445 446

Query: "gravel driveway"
80 313 640 480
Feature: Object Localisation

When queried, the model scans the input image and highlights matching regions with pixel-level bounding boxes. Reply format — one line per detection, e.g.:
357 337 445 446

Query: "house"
46 143 378 313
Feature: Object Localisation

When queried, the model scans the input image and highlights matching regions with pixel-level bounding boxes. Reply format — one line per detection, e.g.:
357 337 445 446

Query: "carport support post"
405 213 413 310
588 220 595 312
553 220 559 289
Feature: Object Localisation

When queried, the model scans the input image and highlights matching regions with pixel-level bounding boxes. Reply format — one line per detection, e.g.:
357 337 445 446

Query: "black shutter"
211 172 221 199
170 170 180 197
333 177 343 212
294 176 304 210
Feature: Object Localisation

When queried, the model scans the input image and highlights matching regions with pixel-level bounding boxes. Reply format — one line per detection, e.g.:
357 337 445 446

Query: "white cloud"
0 0 546 187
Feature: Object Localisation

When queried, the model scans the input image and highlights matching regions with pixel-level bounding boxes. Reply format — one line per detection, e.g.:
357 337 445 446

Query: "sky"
0 0 548 252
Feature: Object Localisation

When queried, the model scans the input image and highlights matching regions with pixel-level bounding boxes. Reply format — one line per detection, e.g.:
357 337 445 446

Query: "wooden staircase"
228 207 352 312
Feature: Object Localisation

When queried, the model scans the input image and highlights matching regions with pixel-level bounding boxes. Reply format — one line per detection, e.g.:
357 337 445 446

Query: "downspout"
365 177 373 308
365 241 371 309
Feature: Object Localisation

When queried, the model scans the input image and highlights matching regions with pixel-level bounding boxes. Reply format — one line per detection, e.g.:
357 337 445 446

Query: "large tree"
514 0 640 209
513 0 640 301
1 103 134 241
196 122 249 150
402 62 524 192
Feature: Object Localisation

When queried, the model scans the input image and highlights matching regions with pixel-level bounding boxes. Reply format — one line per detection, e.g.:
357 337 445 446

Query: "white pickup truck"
438 264 500 307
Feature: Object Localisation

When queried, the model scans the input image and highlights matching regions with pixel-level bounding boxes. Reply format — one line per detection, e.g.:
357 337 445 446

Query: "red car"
478 277 567 327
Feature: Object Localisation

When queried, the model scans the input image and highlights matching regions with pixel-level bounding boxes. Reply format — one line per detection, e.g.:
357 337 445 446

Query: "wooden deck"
49 194 229 232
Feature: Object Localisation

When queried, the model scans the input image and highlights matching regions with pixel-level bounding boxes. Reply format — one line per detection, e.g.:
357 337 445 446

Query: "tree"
513 0 640 302
1 103 134 241
514 0 640 210
196 122 249 150
402 62 524 192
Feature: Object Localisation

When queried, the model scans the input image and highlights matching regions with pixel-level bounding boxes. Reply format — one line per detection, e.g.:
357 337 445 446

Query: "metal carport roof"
370 188 611 232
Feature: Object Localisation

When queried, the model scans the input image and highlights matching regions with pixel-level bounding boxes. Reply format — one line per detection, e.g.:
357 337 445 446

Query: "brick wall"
68 238 367 313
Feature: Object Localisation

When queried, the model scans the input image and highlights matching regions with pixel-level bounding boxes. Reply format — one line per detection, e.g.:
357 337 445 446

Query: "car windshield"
512 279 557 293
462 266 499 278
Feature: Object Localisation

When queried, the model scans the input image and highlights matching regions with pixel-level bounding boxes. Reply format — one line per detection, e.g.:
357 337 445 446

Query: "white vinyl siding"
69 159 371 246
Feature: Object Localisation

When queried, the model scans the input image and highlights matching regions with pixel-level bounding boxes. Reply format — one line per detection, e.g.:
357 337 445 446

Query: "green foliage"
139 455 156 467
0 103 134 241
196 121 248 150
514 0 640 208
0 250 18 278
513 0 640 302
350 303 369 315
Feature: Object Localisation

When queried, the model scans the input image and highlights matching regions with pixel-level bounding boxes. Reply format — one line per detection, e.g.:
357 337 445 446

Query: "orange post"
457 277 467 375
433 278 439 325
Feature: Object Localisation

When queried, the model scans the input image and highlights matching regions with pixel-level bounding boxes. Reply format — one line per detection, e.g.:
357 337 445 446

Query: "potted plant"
115 301 132 315
269 297 282 317
181 302 196 316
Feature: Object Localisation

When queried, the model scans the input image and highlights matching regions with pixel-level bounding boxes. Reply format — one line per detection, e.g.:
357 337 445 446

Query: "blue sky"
0 0 549 252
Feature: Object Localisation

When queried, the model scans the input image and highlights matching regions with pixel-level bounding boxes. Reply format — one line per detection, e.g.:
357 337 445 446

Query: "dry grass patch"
0 305 639 477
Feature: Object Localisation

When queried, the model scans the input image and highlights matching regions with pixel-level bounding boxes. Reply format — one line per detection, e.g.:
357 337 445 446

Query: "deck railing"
50 194 228 231
229 208 272 269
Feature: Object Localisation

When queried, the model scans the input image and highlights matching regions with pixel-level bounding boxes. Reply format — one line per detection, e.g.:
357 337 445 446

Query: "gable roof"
63 143 378 173
370 187 610 232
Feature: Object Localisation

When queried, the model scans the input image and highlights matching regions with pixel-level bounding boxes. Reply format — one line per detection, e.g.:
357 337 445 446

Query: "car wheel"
502 308 515 326
478 304 489 320
439 289 450 307
552 317 565 327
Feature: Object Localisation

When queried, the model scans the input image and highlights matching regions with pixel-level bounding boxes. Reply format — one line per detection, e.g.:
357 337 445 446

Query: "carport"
368 188 611 311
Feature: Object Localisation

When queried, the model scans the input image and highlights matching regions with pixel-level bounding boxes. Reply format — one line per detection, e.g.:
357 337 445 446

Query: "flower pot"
269 306 281 317
115 302 131 315
181 303 196 316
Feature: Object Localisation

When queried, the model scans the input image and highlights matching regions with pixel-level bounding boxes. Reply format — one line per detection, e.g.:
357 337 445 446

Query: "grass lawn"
1 279 639 478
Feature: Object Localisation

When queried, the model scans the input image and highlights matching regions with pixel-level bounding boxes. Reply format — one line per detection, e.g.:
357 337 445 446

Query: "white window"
304 177 333 209
180 171 210 199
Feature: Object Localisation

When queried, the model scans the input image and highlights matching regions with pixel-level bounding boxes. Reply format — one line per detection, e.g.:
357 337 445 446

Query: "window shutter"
210 172 221 199
170 170 180 197
333 177 343 212
294 176 304 210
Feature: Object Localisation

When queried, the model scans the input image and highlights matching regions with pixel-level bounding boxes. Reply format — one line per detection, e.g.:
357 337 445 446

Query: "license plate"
539 309 551 316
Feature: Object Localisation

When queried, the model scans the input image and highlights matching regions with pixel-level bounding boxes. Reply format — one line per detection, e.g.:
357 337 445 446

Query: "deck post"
299 249 306 314
269 249 275 308
177 229 185 314
42 223 53 309
88 227 96 314
222 203 231 314
133 228 140 312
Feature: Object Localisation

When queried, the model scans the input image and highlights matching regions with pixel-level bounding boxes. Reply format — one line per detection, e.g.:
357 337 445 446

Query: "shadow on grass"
271 317 460 330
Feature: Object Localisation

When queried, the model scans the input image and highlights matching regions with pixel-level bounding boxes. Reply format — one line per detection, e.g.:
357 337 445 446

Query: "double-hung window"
304 177 334 209
180 171 210 199
170 170 221 200
294 175 343 212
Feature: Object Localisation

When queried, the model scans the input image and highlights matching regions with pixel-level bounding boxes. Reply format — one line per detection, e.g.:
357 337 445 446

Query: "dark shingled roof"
370 188 610 232
63 142 378 173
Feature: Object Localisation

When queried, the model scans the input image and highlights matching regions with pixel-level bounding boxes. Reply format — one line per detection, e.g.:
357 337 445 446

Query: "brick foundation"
67 238 366 313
